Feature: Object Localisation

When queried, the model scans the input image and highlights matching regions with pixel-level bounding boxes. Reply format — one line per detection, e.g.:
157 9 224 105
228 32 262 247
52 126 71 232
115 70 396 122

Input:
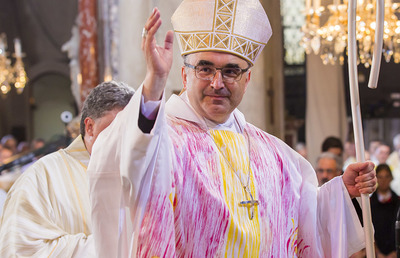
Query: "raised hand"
141 8 174 101
342 161 377 198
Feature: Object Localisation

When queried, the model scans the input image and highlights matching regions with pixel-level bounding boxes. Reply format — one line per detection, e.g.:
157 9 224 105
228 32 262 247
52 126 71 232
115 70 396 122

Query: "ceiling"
0 0 78 82
0 0 78 140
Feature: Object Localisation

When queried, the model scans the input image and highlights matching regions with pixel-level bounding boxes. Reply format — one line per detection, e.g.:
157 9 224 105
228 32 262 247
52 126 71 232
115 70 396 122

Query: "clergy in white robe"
89 1 377 257
0 81 134 257
0 136 94 257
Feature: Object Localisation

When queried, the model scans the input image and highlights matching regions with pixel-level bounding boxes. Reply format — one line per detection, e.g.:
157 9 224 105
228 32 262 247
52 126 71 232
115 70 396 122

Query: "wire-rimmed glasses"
184 63 250 83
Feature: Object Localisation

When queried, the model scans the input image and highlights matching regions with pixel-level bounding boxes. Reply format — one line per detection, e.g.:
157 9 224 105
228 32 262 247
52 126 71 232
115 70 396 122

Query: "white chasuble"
89 85 365 258
0 136 95 257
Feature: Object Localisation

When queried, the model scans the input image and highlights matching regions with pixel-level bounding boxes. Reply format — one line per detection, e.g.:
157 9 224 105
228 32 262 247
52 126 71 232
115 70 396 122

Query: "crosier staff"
347 0 384 257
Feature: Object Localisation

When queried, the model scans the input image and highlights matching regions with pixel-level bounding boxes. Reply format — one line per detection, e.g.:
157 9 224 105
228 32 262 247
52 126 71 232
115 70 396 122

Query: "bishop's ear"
181 66 188 90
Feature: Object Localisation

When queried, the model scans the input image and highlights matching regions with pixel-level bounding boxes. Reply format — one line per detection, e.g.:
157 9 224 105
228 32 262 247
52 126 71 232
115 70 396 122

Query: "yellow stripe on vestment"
209 130 260 257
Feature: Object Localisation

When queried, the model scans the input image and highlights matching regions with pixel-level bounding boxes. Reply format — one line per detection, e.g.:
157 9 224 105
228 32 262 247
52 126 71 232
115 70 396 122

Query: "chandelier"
301 0 400 67
0 33 28 96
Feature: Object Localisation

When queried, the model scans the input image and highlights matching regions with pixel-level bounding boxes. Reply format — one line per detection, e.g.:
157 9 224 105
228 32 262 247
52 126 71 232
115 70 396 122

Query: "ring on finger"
142 27 148 38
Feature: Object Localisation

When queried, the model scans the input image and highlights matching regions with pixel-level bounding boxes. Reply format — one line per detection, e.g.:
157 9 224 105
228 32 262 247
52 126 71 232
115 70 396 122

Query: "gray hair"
315 151 343 172
80 81 134 138
1 135 16 146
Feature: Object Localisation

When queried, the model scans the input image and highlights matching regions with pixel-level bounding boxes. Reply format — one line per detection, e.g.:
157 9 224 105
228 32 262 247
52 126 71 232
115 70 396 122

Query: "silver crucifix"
239 186 259 220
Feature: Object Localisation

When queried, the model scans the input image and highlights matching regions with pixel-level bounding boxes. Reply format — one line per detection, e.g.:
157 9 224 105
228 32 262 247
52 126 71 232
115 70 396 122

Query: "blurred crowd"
0 135 45 166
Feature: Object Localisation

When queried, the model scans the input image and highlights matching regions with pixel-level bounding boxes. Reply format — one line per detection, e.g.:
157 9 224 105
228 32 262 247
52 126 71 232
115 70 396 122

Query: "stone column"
79 0 99 106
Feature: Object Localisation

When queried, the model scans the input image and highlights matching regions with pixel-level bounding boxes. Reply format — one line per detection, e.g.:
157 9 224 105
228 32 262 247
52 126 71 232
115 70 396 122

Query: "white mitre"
171 0 272 65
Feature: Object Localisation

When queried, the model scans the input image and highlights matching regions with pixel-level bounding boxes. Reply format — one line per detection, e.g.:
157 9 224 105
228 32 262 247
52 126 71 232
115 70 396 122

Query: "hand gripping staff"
347 0 384 257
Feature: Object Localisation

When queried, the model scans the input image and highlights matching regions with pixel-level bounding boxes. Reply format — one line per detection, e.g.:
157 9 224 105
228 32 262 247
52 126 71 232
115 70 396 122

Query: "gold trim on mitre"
171 0 272 65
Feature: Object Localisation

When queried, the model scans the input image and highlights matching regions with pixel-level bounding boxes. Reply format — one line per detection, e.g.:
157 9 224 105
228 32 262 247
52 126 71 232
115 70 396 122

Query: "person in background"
321 136 344 157
295 142 308 160
387 134 400 170
315 152 343 186
368 139 382 165
31 138 45 150
0 135 17 155
16 141 30 154
0 147 13 165
370 164 399 258
0 81 134 257
343 139 357 171
372 142 391 166
388 134 400 196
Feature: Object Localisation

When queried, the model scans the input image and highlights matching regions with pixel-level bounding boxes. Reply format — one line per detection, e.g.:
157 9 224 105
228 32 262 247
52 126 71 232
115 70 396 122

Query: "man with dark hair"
321 136 344 157
0 81 134 257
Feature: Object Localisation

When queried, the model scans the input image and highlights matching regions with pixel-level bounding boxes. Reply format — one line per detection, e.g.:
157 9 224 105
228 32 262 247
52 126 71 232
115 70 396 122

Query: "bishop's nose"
210 70 225 90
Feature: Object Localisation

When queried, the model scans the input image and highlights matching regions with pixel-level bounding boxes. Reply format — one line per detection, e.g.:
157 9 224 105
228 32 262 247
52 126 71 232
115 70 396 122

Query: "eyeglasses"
184 63 250 83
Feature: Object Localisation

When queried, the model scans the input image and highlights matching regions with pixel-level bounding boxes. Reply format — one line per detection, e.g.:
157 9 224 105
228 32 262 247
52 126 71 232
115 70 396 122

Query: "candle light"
14 38 22 58
306 0 311 12
334 0 340 7
314 0 320 12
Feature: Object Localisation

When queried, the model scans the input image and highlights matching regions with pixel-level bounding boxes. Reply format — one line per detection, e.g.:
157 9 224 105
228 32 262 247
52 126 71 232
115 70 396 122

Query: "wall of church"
31 74 76 142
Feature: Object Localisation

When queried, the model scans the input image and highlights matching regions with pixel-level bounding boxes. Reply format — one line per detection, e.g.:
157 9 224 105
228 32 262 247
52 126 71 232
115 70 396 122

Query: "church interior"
1 0 400 256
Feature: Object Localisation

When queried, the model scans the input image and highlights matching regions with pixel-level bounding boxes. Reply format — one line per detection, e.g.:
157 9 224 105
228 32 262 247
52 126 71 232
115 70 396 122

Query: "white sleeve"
317 176 365 257
292 150 365 257
88 84 169 258
0 168 95 257
141 94 161 120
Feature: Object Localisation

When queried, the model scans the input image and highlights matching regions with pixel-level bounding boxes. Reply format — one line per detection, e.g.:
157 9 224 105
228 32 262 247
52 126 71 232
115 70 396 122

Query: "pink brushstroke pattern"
136 117 312 257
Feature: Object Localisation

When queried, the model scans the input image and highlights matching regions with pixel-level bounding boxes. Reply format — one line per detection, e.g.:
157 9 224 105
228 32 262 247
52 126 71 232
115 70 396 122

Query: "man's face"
316 158 341 186
84 108 122 154
0 148 13 164
182 52 251 124
375 145 390 164
33 141 45 150
376 169 392 192
369 141 381 156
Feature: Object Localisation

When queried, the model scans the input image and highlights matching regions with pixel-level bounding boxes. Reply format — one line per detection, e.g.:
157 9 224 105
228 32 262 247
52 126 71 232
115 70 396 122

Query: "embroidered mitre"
171 0 272 65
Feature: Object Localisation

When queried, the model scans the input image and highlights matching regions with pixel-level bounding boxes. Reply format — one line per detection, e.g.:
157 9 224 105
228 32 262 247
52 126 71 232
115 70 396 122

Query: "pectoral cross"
239 186 259 220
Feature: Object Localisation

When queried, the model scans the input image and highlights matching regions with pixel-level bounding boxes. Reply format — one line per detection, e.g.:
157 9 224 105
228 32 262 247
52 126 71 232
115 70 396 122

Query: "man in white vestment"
388 134 400 194
89 1 377 257
0 81 134 257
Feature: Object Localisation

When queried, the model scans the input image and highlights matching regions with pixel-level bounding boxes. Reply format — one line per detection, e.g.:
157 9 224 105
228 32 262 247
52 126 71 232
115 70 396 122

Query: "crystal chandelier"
301 0 400 67
0 33 28 96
